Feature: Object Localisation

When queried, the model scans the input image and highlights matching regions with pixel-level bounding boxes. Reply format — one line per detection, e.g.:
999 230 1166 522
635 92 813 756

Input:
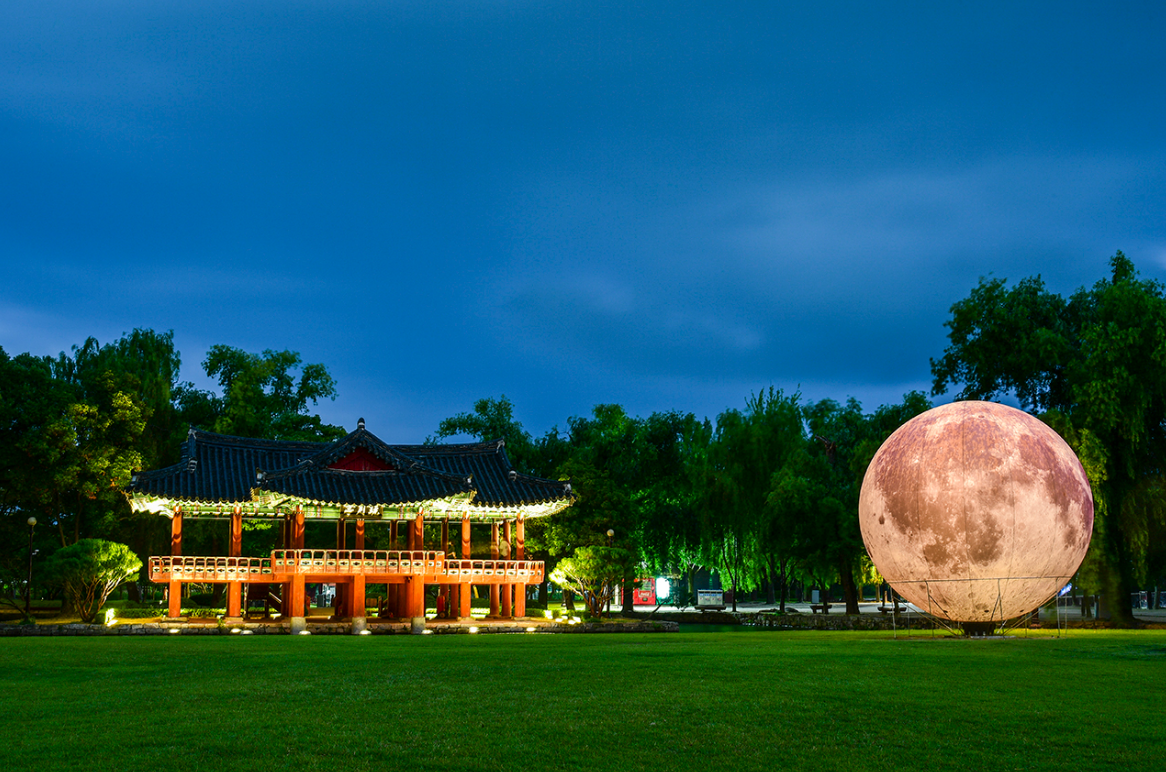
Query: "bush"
43 539 142 624
189 592 217 608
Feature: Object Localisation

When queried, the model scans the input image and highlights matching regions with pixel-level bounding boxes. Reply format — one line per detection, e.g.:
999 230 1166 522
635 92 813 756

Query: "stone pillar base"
410 617 426 634
351 617 367 635
290 616 308 635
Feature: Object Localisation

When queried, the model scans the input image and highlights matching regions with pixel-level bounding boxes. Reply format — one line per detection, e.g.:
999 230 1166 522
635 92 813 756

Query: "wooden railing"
440 559 545 583
270 550 443 575
150 550 544 583
150 556 275 582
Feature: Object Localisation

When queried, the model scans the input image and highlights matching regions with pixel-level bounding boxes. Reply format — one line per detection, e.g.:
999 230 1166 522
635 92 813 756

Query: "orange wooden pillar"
501 520 512 618
349 574 366 619
289 574 307 632
355 519 365 550
227 511 243 618
293 507 305 548
285 506 305 618
334 519 347 617
387 520 399 617
489 522 500 617
405 514 425 619
515 514 526 618
167 509 183 618
459 514 472 619
439 518 448 616
289 509 307 630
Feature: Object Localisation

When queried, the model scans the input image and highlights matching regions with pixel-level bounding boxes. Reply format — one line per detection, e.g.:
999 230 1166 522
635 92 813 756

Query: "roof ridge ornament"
358 417 366 430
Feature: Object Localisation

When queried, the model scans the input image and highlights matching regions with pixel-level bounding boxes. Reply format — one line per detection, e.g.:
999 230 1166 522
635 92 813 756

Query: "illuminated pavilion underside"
129 420 574 625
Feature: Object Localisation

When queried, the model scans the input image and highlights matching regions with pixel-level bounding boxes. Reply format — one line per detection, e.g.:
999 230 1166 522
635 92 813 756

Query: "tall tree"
932 252 1166 626
199 346 344 441
779 393 930 614
430 395 539 473
0 346 148 548
701 388 804 611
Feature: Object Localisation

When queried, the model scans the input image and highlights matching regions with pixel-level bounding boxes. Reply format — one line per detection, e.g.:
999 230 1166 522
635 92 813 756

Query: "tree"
430 395 548 475
61 329 184 468
701 388 804 611
782 393 931 614
199 346 345 441
0 346 148 548
932 252 1166 626
632 412 710 604
43 539 141 624
549 546 636 618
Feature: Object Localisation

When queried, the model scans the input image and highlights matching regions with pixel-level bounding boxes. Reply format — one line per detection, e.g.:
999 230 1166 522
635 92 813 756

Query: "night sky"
3 2 1164 441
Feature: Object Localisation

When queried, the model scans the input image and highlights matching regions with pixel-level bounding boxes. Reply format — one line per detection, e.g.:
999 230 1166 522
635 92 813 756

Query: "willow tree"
932 252 1166 626
701 388 804 611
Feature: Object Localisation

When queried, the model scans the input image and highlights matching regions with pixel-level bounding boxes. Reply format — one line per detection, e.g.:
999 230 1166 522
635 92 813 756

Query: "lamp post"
605 530 615 613
25 516 37 619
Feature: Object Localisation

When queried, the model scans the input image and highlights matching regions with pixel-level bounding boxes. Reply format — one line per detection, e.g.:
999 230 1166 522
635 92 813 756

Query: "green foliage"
931 252 1166 625
430 395 539 473
776 392 931 613
0 340 149 544
198 346 345 441
701 388 804 610
550 546 636 617
43 539 142 624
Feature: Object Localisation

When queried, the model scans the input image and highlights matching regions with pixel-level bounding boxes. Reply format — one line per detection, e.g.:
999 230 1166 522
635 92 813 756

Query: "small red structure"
129 420 574 629
632 577 657 606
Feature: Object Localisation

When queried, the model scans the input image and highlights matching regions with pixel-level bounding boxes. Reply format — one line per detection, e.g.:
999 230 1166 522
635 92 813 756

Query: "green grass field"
2 630 1163 771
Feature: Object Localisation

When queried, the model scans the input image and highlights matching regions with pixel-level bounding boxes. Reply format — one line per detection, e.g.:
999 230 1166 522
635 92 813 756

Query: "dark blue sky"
3 2 1165 441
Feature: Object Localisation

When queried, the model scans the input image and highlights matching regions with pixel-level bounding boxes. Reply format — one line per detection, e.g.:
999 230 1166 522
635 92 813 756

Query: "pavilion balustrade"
151 550 543 584
150 555 274 583
271 549 444 575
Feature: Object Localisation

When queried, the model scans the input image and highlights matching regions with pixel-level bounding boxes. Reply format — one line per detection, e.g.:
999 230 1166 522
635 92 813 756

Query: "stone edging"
0 619 679 636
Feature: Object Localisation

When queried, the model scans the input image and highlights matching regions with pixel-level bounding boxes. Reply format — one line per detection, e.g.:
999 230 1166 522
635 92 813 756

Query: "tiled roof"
130 431 323 503
129 425 572 511
399 440 573 507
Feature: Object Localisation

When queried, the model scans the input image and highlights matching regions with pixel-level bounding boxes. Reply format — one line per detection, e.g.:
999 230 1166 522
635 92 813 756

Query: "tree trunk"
1101 481 1137 627
622 576 636 617
839 557 860 615
777 558 788 613
538 580 548 607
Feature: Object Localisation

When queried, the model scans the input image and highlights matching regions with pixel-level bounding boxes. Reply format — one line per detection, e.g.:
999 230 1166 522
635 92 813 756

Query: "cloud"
490 153 1165 397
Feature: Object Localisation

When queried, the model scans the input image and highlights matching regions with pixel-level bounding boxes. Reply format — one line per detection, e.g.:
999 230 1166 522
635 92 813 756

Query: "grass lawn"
2 629 1163 771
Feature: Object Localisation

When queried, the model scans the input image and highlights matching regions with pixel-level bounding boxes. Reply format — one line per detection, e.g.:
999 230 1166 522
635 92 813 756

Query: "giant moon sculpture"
858 401 1093 626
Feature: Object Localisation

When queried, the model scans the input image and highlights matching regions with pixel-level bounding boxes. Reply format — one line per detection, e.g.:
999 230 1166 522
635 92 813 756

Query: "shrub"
189 592 217 607
43 539 142 624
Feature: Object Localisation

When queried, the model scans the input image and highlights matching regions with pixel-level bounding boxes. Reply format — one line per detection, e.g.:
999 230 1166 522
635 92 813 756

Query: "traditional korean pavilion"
128 419 573 631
